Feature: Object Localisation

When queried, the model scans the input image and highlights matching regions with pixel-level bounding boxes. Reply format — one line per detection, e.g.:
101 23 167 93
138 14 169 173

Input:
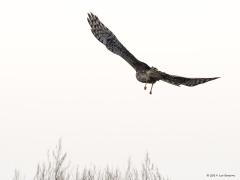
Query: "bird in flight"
87 13 219 94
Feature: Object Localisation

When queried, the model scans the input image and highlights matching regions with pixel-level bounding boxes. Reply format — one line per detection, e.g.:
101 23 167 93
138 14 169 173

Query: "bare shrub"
33 140 70 180
14 141 167 180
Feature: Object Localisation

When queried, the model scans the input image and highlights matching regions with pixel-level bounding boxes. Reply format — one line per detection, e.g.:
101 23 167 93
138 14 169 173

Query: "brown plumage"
87 13 219 94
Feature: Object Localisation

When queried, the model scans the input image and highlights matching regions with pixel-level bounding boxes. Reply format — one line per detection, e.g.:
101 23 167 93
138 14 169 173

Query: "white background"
0 0 240 180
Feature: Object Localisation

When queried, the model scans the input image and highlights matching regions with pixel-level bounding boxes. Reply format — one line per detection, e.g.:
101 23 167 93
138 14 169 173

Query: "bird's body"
136 67 159 83
87 13 219 94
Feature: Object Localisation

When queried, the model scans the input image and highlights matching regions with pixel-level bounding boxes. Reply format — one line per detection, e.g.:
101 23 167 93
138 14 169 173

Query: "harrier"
87 13 219 94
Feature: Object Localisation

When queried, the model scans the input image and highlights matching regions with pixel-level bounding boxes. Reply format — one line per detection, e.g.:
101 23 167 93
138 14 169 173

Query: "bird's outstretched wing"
87 13 150 71
157 71 219 86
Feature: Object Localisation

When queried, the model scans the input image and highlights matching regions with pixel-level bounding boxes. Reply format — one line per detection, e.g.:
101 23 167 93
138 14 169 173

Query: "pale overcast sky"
0 0 240 180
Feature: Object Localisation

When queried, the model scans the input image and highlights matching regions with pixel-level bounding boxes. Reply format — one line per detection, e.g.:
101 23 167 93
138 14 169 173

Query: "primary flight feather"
87 13 219 94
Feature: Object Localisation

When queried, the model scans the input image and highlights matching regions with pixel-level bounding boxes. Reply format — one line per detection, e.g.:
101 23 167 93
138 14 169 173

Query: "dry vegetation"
13 141 168 180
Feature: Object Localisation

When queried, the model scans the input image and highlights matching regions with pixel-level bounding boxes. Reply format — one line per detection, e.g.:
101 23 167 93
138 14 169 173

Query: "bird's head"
136 62 151 72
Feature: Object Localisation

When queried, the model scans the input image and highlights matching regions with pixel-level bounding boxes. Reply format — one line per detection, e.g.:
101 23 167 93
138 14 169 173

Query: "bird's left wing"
156 70 219 87
87 13 149 71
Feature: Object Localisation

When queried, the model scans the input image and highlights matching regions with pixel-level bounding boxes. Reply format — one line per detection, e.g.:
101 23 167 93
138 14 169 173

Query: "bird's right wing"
87 13 149 71
157 71 219 87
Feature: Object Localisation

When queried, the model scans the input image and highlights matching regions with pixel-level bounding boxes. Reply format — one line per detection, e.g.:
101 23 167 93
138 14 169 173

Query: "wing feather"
158 71 219 86
87 13 149 71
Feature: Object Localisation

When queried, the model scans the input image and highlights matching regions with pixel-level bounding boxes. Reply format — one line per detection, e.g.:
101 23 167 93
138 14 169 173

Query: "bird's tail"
159 72 220 87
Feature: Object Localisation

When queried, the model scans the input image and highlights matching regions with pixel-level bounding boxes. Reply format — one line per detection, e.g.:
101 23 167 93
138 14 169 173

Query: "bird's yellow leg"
149 83 154 94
